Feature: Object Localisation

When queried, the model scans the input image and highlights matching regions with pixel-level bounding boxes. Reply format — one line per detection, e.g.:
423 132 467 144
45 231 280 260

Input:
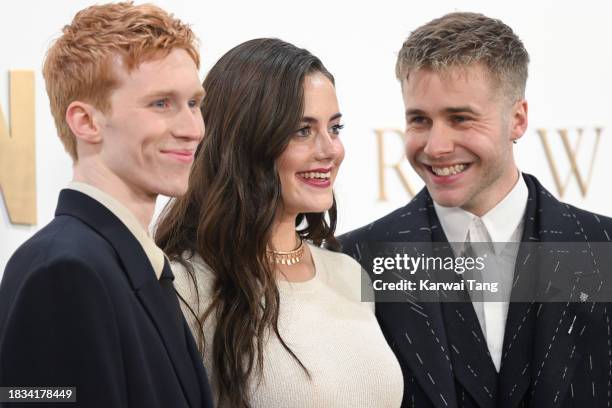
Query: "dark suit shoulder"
6 215 117 276
4 252 113 307
341 204 412 243
339 189 432 255
1 217 119 310
525 173 612 242
2 215 124 308
0 237 125 406
562 203 612 242
339 201 431 261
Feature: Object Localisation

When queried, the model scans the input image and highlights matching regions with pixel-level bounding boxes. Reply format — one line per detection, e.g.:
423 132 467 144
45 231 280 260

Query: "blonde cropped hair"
43 1 200 161
396 12 529 104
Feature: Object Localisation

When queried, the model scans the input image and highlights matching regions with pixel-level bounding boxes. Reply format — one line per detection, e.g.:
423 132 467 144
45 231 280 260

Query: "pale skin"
402 63 528 216
270 72 345 282
65 49 205 231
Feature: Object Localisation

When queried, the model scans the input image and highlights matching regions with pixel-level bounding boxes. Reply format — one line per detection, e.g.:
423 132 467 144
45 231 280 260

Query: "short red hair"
43 1 200 161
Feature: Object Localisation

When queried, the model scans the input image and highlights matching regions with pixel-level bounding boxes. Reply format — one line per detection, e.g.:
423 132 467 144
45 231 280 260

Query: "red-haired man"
0 3 212 407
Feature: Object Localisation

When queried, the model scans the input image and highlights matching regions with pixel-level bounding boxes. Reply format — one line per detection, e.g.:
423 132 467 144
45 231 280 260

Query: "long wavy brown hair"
155 38 339 408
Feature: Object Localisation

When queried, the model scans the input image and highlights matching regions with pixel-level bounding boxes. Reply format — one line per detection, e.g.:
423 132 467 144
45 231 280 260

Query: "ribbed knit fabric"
172 243 404 408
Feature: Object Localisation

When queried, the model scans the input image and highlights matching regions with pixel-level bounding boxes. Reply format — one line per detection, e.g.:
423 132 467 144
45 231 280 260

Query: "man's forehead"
401 64 499 108
111 49 197 77
109 51 202 94
403 63 493 88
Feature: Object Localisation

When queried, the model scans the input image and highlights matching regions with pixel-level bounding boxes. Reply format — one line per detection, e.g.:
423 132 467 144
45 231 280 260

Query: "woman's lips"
296 168 332 188
298 177 331 188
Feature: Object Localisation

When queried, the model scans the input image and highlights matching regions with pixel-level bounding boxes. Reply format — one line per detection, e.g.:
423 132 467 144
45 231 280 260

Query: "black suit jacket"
341 174 612 408
0 189 213 408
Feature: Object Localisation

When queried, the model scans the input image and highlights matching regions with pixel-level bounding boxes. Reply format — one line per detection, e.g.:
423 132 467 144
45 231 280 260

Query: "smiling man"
403 62 526 216
342 12 612 408
0 3 212 407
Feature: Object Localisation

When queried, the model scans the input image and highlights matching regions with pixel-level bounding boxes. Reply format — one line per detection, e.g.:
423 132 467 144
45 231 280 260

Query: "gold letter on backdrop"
0 70 36 225
375 128 415 201
537 128 602 198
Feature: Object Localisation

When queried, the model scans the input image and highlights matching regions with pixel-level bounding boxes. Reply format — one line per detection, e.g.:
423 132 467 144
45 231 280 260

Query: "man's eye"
408 116 427 125
451 115 470 124
188 99 201 109
152 99 169 109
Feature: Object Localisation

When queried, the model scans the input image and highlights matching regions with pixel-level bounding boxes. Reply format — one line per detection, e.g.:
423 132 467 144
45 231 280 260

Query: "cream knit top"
172 244 404 407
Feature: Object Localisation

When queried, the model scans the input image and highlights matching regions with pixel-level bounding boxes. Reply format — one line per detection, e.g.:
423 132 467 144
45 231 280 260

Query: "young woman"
155 38 403 408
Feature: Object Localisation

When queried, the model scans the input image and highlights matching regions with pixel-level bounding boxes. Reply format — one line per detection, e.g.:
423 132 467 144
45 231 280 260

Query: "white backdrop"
1 0 611 274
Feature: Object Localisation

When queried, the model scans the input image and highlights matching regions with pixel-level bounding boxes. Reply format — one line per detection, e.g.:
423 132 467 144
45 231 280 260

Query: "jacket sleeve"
0 257 127 408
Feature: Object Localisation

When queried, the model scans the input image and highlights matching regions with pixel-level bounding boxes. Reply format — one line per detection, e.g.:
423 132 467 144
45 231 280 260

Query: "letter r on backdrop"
375 128 416 201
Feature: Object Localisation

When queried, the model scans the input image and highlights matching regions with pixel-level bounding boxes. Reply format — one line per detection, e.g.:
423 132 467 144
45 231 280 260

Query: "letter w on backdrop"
537 128 603 198
0 70 36 225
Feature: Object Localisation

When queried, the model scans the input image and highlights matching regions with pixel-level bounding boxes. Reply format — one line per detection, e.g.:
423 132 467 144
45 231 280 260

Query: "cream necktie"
463 218 490 337
463 217 506 372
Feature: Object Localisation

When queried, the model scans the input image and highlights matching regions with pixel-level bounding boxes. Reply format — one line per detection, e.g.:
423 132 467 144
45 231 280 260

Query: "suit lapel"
499 174 604 407
137 277 201 408
56 189 201 408
427 204 498 408
440 298 498 407
498 176 539 408
358 190 501 407
377 300 456 408
355 191 459 408
526 176 603 407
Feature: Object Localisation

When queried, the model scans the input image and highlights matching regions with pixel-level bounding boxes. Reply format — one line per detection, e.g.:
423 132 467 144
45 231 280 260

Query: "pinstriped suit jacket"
340 173 612 408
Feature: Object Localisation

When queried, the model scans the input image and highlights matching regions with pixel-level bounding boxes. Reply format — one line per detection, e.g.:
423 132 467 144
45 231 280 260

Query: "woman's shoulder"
308 243 362 272
308 243 372 309
308 243 359 267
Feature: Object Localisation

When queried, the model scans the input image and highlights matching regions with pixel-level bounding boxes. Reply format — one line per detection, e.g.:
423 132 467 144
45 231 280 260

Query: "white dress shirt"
434 172 528 371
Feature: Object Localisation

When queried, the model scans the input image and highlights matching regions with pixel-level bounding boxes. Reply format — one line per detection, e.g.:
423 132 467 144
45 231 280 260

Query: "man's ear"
510 99 528 142
65 101 103 144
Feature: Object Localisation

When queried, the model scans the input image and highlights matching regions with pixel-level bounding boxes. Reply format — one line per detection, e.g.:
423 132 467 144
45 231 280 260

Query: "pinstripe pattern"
340 174 612 407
